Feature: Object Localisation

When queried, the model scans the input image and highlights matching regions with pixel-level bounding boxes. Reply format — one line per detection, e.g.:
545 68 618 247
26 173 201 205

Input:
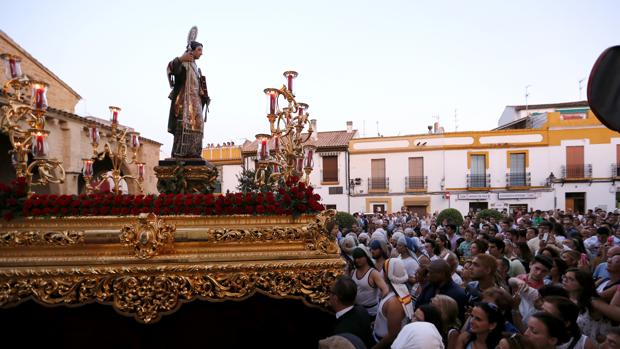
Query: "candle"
31 132 48 158
82 159 93 177
32 83 47 111
137 163 145 180
109 106 121 125
273 135 279 150
8 57 21 78
89 126 100 144
1 54 22 79
305 149 314 168
131 133 140 148
287 74 293 93
269 93 276 114
260 139 267 159
298 105 304 117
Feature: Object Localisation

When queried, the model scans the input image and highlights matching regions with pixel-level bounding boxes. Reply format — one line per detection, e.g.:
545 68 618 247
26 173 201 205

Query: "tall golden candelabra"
257 71 316 186
0 53 65 196
82 106 145 194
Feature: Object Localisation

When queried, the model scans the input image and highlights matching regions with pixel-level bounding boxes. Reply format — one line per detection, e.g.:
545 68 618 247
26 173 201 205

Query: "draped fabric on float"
168 58 204 158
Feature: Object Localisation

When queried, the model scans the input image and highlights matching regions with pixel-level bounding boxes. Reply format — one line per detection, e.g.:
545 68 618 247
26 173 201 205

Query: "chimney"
346 121 353 133
427 125 433 134
311 119 318 141
433 122 439 134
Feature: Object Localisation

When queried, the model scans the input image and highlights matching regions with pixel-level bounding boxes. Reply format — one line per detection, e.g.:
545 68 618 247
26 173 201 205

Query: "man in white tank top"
351 246 389 318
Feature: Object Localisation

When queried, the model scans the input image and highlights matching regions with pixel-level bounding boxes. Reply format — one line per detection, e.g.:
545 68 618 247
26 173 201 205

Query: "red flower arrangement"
1 176 324 220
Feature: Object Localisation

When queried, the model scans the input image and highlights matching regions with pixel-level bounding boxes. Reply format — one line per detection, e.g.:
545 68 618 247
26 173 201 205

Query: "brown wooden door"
566 198 575 212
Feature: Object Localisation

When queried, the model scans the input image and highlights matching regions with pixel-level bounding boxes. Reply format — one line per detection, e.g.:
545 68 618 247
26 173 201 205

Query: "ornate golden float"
0 210 343 324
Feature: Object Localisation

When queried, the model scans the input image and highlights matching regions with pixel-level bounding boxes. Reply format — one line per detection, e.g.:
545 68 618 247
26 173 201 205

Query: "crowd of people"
319 208 620 349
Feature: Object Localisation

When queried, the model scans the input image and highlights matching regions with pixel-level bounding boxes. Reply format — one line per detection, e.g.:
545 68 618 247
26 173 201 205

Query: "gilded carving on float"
0 211 342 323
120 213 175 259
0 261 342 324
0 230 84 247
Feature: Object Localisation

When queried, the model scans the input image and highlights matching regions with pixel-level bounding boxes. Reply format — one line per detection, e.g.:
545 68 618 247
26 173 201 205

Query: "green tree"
476 209 503 221
334 211 356 230
437 208 464 226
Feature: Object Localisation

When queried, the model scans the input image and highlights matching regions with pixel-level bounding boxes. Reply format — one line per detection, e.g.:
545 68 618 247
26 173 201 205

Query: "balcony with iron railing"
368 177 389 192
561 164 592 180
405 176 427 191
506 172 531 188
467 173 491 189
611 164 620 178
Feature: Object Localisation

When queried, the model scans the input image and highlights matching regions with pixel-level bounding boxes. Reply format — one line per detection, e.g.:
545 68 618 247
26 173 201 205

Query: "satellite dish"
588 45 620 132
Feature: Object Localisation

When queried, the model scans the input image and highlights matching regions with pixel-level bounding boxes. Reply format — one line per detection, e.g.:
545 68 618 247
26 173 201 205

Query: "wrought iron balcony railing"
368 177 389 191
506 172 531 187
467 173 490 189
561 164 592 179
405 176 427 190
611 163 620 178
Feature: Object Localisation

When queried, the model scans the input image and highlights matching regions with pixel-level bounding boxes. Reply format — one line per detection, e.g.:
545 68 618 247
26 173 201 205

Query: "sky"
2 0 619 158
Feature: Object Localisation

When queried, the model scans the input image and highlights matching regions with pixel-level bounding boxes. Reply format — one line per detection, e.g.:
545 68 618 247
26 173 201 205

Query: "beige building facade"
0 31 161 195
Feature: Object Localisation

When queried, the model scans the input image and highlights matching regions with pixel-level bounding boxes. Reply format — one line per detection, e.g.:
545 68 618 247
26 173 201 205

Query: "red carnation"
256 206 265 214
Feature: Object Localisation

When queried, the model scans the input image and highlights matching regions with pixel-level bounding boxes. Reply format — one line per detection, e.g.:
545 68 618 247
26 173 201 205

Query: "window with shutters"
407 157 425 190
509 153 526 186
566 146 584 178
370 159 387 191
321 156 338 183
469 154 487 188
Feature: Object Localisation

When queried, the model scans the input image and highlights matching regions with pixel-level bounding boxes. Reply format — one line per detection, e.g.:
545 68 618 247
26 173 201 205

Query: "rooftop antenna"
454 109 458 132
525 85 532 116
376 120 380 137
578 77 586 100
363 120 366 137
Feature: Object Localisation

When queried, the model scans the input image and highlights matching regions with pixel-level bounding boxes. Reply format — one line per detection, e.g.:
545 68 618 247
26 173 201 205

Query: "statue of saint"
167 26 210 158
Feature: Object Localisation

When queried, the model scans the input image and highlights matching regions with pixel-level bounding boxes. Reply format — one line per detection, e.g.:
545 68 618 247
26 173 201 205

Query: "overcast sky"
2 0 618 157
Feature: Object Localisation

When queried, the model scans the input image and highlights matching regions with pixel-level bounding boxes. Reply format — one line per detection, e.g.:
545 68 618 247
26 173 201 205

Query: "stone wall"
0 31 81 113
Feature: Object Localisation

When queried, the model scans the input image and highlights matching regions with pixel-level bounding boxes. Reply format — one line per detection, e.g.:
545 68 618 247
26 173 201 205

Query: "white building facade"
348 102 620 215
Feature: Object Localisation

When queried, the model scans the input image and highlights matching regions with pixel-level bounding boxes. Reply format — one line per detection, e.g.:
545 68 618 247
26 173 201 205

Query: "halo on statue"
187 26 198 51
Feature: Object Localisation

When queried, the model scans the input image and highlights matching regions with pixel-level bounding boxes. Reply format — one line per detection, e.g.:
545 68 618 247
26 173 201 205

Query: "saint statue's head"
188 41 203 60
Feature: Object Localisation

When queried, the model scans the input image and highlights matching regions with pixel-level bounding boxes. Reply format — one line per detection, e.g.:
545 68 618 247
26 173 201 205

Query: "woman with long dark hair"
523 312 570 349
455 302 504 349
562 268 611 343
541 296 597 349
546 257 568 287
